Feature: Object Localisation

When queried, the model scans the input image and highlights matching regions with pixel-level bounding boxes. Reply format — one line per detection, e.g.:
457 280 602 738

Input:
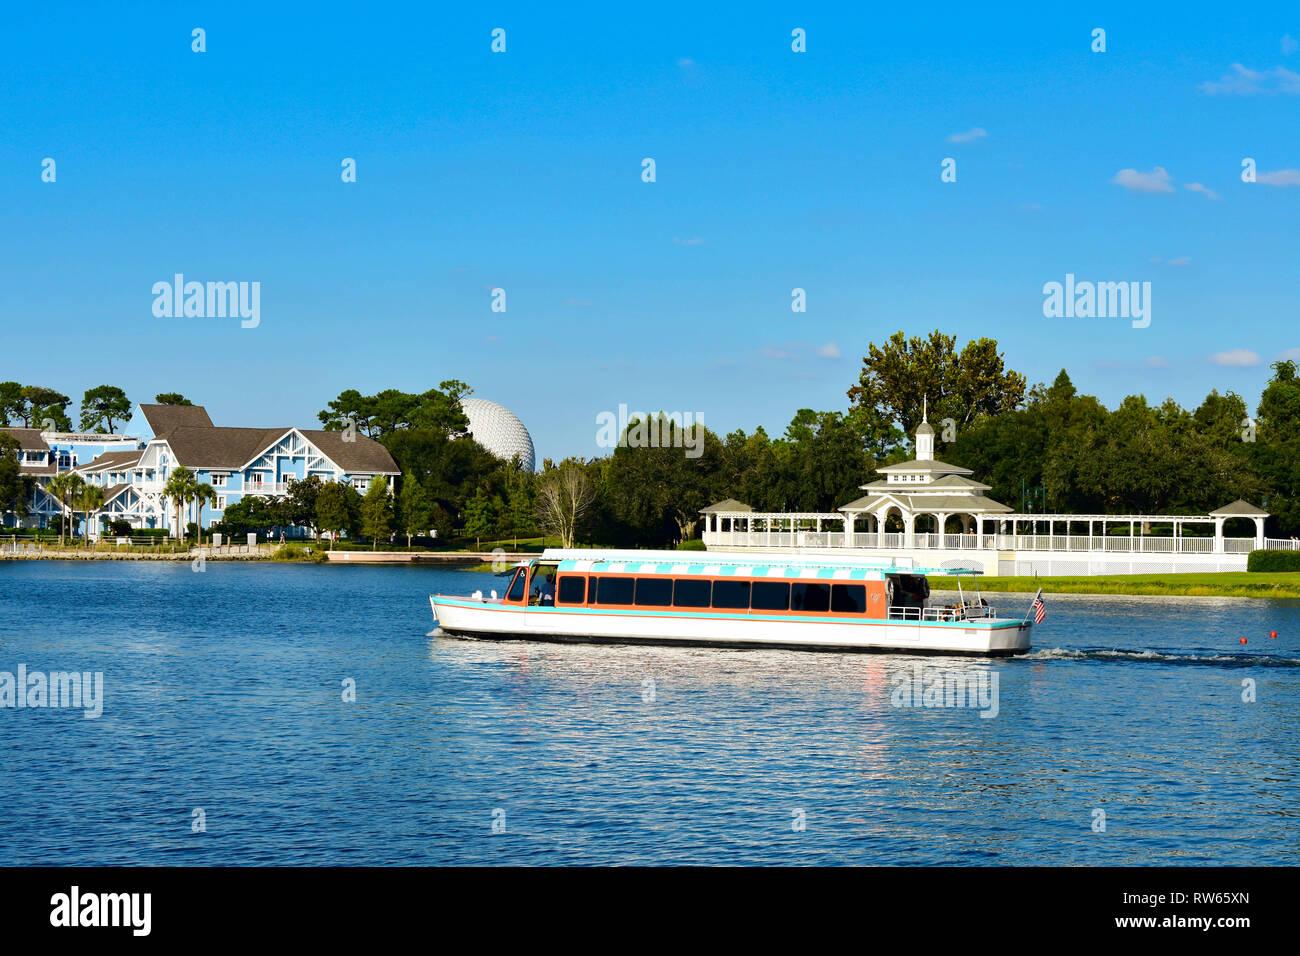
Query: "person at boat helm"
531 569 556 606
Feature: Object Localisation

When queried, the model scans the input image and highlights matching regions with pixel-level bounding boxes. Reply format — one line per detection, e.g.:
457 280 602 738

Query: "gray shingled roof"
139 403 215 436
701 498 754 513
929 474 993 490
77 449 143 472
300 430 399 474
874 457 974 476
101 483 132 503
1209 499 1269 517
1 427 52 452
838 494 888 512
162 426 288 469
158 426 398 474
841 491 1011 514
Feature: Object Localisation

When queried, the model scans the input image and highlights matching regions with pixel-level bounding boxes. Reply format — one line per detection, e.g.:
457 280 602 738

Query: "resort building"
2 403 398 537
701 414 1279 575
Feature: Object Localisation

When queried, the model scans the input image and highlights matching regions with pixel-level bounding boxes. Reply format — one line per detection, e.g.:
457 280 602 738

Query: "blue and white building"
3 403 399 537
0 427 142 530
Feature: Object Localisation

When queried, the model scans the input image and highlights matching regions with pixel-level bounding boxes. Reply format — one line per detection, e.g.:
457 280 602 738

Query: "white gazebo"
837 410 1012 545
697 412 1282 575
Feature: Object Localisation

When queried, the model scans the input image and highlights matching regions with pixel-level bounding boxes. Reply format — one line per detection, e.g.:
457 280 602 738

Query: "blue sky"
2 3 1298 461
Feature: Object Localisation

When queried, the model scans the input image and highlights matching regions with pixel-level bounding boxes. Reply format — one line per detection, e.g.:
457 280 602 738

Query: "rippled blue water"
1 561 1297 865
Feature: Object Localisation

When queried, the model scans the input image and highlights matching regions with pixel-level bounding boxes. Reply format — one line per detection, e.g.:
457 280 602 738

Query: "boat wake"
1025 646 1300 667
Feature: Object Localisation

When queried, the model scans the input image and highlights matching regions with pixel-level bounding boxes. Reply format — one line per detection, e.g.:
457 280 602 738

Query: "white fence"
703 530 1282 555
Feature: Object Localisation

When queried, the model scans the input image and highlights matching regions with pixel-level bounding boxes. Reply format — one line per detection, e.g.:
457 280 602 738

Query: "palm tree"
192 482 216 546
76 484 105 546
162 467 197 546
46 472 85 546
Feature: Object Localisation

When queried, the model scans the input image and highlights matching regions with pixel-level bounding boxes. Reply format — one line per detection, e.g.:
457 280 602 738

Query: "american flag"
1029 588 1046 624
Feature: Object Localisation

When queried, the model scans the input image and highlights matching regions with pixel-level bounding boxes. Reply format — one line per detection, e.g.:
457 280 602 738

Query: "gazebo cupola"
914 400 935 463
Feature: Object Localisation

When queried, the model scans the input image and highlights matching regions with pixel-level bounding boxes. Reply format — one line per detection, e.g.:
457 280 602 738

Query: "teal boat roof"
551 558 980 580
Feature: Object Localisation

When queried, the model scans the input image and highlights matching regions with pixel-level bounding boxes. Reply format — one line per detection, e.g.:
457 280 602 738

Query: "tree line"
4 335 1299 544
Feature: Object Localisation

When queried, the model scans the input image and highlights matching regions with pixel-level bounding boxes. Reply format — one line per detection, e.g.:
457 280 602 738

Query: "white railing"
703 529 1266 555
1262 538 1300 551
888 604 997 622
242 482 292 496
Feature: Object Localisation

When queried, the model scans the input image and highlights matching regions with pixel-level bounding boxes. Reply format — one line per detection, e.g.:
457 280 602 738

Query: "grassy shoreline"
965 573 1300 600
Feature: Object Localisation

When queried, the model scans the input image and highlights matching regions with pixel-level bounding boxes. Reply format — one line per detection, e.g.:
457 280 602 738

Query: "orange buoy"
1270 631 1278 639
1239 637 1248 644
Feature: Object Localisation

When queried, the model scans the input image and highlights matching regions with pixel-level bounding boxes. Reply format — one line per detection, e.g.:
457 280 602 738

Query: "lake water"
1 561 1296 865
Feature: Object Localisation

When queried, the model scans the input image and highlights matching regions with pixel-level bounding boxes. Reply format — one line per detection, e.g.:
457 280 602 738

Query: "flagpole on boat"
1022 586 1043 624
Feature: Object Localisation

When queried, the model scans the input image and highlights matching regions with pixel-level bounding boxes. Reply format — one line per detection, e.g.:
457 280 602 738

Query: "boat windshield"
506 568 527 602
529 563 559 606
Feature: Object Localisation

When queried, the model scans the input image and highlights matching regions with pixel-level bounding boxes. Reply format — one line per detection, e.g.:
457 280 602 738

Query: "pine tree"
360 479 394 549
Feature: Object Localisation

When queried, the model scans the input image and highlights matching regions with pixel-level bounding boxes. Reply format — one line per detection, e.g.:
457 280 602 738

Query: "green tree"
76 483 105 544
1257 360 1300 438
80 385 132 433
318 381 472 439
360 479 394 548
496 466 535 547
283 475 323 538
462 487 497 548
193 482 216 544
46 471 85 544
0 433 32 526
0 382 25 426
154 393 193 406
162 466 198 542
20 386 72 430
847 331 1027 451
316 482 362 547
397 474 437 546
597 415 725 545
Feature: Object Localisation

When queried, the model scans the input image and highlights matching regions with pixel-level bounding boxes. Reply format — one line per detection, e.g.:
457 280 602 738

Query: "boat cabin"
494 555 994 623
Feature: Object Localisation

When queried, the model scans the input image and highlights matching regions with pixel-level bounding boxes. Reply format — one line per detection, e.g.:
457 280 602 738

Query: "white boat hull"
430 596 1032 656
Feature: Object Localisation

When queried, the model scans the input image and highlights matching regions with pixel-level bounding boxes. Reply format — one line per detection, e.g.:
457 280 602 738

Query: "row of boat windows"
550 575 870 614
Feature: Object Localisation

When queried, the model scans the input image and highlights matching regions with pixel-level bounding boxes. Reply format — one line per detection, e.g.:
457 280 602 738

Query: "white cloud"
672 236 705 246
1277 347 1300 361
1209 348 1261 367
1111 166 1175 193
817 341 842 359
677 58 695 69
946 127 987 144
1199 63 1300 95
1258 168 1300 186
1150 256 1191 266
565 298 592 307
1283 35 1299 56
1185 182 1221 200
1146 356 1169 368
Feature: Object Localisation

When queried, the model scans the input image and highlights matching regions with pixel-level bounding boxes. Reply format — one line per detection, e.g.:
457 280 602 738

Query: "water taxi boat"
430 549 1033 656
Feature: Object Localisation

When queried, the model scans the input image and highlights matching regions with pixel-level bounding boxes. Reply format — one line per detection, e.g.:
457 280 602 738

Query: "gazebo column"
843 513 854 547
1255 517 1265 549
1214 517 1224 553
935 512 948 548
904 513 915 549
